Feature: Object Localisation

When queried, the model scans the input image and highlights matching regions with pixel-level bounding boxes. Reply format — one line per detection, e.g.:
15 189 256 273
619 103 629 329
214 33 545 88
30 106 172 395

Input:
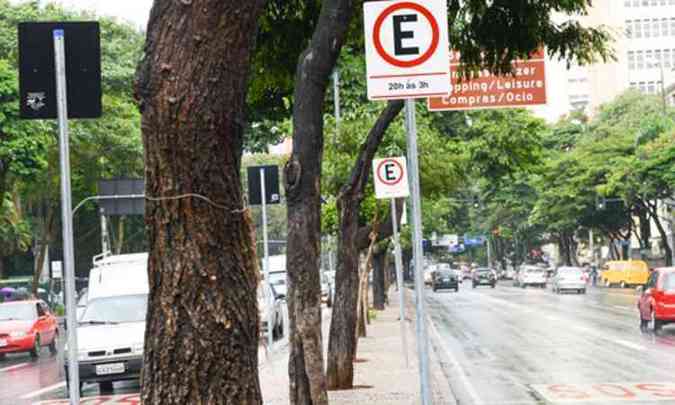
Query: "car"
638 267 675 333
0 300 59 360
472 268 497 288
259 283 284 341
424 265 437 287
320 272 334 307
76 288 88 320
432 270 459 292
550 266 587 294
601 260 650 288
65 252 148 395
514 266 547 288
461 265 473 280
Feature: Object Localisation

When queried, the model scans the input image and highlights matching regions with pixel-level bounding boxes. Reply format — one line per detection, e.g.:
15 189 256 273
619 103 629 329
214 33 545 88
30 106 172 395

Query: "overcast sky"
11 0 153 29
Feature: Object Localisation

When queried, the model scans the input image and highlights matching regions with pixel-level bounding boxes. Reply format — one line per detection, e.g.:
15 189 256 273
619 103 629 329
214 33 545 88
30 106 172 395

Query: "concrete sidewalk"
259 288 454 404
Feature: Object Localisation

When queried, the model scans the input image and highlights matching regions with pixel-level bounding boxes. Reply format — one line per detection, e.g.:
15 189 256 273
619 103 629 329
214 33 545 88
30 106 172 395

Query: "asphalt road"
428 282 675 405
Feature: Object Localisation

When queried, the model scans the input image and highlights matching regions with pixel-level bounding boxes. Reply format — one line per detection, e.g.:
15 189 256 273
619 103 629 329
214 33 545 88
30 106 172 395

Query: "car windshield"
437 270 453 277
0 303 36 321
80 294 147 324
663 273 675 291
526 269 544 274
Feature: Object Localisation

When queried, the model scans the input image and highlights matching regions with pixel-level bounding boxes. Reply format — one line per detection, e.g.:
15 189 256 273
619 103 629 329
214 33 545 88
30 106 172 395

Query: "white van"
65 253 148 395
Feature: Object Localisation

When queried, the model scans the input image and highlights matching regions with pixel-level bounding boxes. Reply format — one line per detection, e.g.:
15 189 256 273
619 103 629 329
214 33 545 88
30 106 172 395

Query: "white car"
551 267 587 294
515 266 547 288
66 253 148 395
258 283 284 340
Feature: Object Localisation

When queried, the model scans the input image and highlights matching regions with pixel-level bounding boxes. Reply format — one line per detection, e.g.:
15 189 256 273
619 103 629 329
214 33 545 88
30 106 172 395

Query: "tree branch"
339 100 404 200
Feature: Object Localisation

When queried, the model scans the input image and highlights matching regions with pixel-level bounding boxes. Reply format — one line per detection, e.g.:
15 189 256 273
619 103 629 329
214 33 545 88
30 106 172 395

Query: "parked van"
66 252 148 395
601 260 650 288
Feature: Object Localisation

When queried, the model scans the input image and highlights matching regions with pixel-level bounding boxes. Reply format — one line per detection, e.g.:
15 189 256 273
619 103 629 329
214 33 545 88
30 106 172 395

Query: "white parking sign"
364 0 450 100
373 157 410 199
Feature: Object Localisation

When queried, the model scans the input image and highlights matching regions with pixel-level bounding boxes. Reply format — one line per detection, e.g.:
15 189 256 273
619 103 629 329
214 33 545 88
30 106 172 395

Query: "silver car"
551 267 587 294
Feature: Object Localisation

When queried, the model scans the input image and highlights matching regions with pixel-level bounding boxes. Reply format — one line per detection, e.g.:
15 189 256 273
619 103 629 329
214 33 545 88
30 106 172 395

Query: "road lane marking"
615 339 647 352
0 362 30 373
21 381 65 399
427 314 484 405
532 382 675 403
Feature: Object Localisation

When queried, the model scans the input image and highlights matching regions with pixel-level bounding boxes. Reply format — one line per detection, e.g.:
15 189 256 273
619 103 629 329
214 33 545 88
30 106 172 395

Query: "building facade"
534 0 675 122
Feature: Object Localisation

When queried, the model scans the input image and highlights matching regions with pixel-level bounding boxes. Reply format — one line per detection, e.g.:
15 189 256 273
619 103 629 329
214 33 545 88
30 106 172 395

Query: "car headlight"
9 331 27 338
77 351 88 361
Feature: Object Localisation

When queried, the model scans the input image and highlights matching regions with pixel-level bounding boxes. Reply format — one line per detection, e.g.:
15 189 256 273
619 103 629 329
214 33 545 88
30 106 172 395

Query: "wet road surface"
428 283 675 404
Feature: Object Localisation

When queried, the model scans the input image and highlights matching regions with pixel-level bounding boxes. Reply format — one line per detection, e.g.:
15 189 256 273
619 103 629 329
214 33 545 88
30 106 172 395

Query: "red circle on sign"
377 159 404 186
373 2 440 68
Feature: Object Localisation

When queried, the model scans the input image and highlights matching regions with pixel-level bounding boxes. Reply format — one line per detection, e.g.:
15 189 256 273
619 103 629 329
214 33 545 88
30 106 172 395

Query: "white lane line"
615 339 647 352
427 314 484 405
0 362 30 373
20 381 65 399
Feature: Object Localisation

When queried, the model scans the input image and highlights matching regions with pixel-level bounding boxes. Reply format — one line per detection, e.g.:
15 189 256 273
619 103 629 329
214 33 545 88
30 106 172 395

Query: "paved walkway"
259 288 455 404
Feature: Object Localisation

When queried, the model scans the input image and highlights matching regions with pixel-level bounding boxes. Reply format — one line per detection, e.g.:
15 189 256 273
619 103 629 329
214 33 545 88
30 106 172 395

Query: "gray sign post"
390 199 409 368
54 29 80 404
260 168 273 350
405 99 431 404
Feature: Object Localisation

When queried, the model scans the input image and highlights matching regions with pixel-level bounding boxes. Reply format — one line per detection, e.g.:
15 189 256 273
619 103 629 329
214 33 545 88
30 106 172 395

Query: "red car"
0 300 59 359
638 267 675 333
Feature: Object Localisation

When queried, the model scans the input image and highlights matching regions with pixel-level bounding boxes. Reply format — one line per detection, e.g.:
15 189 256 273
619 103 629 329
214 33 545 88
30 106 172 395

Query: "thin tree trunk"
645 201 673 266
135 1 264 403
357 232 377 340
372 244 388 311
285 0 355 402
0 257 5 279
32 205 54 295
114 216 125 255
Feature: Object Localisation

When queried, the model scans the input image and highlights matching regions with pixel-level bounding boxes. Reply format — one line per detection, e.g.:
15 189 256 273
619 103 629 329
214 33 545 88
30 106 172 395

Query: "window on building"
636 20 643 37
626 20 633 38
663 49 671 68
637 50 645 69
625 0 631 5
646 49 654 66
630 82 638 90
655 49 662 64
648 82 656 94
651 0 658 5
653 19 660 37
671 18 675 35
639 82 647 92
644 20 651 37
662 0 667 5
662 18 669 36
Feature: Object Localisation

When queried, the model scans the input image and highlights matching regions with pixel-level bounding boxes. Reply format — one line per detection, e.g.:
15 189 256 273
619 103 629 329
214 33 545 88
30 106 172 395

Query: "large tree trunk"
327 102 403 390
135 1 265 403
285 1 355 403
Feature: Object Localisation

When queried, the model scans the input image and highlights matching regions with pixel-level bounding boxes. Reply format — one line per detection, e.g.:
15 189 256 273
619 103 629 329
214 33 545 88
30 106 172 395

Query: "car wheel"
99 381 114 394
522 284 526 289
491 283 496 289
604 279 611 288
49 332 58 355
432 286 437 292
30 335 41 359
581 289 587 295
620 281 627 289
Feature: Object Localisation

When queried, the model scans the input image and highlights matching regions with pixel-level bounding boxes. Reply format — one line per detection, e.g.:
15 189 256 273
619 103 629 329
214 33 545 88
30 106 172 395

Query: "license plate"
95 363 125 376
0 339 6 347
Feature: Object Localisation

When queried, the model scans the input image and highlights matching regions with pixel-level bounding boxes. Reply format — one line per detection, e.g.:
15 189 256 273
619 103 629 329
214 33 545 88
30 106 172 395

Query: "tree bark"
372 243 388 311
135 1 264 403
114 216 126 255
285 1 356 403
327 101 404 390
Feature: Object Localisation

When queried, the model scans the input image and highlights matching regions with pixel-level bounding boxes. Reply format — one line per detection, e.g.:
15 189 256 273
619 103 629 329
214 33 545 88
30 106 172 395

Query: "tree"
135 1 266 403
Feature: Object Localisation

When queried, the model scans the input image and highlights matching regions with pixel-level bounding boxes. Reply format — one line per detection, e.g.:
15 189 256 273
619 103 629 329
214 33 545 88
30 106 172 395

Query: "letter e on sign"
363 0 451 100
373 157 410 199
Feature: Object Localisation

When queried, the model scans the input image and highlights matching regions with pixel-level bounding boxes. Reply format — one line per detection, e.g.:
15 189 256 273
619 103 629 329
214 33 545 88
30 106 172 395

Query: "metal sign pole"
390 198 409 368
404 99 431 404
54 29 80 405
260 168 273 350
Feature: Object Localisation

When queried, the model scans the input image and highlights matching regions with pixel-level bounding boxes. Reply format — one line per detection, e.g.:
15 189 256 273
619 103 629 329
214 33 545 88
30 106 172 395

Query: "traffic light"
472 196 480 209
596 196 606 210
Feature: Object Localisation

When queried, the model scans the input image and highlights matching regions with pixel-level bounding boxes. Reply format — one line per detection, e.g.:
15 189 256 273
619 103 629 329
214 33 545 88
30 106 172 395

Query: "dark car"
432 270 459 292
472 268 497 289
